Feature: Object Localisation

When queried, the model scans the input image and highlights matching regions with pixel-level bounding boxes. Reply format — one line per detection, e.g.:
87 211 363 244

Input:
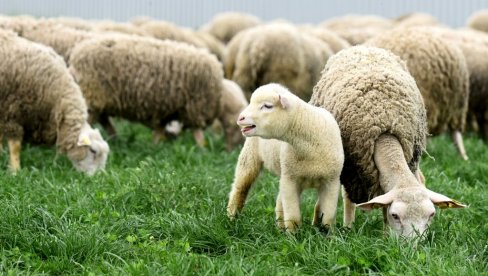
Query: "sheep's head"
67 123 109 176
357 186 466 238
237 83 296 139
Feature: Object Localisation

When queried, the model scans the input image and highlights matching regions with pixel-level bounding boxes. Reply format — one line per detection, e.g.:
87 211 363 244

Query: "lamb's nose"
238 116 245 121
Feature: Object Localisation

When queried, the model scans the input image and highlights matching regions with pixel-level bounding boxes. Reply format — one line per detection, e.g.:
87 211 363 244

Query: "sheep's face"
357 187 466 238
237 83 294 139
68 124 110 176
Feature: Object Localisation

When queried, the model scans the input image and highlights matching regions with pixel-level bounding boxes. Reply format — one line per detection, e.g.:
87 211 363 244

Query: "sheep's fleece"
69 35 223 130
310 45 428 204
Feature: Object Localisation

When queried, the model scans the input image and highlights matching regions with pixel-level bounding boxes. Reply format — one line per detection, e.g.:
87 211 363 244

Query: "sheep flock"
3 8 488 240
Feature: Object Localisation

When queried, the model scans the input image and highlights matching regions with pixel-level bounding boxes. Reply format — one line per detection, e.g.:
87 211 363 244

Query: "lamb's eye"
391 213 400 220
261 103 273 110
89 148 97 155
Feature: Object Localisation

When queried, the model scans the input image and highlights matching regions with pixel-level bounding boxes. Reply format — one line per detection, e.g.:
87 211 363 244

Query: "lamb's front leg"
275 193 285 229
8 137 22 172
280 175 301 233
227 140 262 219
314 178 340 230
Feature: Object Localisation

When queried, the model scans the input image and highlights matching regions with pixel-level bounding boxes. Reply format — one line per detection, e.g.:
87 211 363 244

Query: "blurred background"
1 0 487 28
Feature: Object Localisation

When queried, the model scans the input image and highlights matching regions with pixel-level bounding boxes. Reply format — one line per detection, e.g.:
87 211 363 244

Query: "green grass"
0 121 487 275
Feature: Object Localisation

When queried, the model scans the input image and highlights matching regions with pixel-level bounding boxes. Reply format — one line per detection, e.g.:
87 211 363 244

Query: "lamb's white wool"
227 83 344 232
70 123 109 176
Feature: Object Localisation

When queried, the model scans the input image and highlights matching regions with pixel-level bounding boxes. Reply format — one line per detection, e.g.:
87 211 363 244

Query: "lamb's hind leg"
314 178 340 231
227 140 263 219
8 137 22 172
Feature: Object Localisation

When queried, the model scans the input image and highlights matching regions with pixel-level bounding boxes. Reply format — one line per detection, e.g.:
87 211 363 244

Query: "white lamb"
227 83 344 232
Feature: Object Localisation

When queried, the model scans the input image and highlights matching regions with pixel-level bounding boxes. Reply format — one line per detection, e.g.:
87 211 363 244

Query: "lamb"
467 9 488 33
310 45 466 238
320 14 393 45
224 23 333 100
0 29 109 175
366 26 470 160
199 11 261 44
68 35 244 149
227 83 344 232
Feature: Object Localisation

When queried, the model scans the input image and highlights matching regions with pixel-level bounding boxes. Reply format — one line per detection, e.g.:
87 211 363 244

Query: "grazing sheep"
227 83 344 232
435 27 488 139
69 35 242 149
310 46 466 238
367 26 470 160
200 11 261 44
300 25 351 53
320 14 393 45
467 9 488 33
0 29 109 175
225 23 333 100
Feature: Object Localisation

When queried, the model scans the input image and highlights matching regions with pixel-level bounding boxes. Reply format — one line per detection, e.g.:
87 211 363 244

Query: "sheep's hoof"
276 218 285 229
284 221 300 234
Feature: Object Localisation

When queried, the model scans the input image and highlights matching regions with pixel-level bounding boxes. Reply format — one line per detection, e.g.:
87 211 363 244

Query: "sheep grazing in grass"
69 35 244 150
227 83 344 233
310 46 466 238
435 27 488 139
467 9 488 33
200 11 261 44
320 14 393 45
0 29 109 175
224 23 333 100
367 26 470 160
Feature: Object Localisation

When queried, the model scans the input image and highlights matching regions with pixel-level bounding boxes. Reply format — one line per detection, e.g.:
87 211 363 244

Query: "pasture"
0 121 486 275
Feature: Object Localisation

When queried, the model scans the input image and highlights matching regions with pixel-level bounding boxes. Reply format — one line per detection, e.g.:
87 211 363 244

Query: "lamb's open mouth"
241 125 256 133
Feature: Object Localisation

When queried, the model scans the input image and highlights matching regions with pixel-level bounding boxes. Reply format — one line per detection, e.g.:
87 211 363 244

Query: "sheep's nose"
238 115 245 121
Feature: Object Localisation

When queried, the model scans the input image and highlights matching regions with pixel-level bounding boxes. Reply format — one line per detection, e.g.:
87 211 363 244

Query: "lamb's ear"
356 191 396 210
278 94 291 109
427 190 467 209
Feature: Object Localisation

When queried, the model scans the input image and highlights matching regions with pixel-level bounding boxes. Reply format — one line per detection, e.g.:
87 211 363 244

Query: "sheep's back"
69 36 223 128
310 46 427 203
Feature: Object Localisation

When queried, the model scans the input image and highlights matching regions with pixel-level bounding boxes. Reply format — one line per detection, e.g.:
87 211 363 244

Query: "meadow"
0 120 486 275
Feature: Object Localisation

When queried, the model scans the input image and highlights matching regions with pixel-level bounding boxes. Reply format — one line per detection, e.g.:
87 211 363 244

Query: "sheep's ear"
427 190 467 209
356 191 395 210
278 94 290 109
77 133 92 146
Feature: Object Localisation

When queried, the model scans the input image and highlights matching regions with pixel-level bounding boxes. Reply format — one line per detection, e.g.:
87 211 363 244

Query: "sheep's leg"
314 178 340 231
280 176 301 233
227 141 263 219
342 186 356 228
452 131 468 160
8 138 22 172
192 129 206 148
100 114 116 137
275 193 285 229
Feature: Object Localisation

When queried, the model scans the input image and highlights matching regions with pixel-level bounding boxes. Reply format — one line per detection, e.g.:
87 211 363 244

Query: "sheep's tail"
452 130 469 161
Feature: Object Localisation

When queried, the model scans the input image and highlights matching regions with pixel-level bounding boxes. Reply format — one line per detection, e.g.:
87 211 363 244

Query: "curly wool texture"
366 26 469 135
0 29 88 154
225 23 333 100
69 35 223 130
199 12 261 44
310 46 427 204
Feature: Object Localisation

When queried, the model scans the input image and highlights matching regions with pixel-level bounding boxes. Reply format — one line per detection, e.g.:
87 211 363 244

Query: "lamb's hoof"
276 219 285 230
226 206 238 220
317 224 331 234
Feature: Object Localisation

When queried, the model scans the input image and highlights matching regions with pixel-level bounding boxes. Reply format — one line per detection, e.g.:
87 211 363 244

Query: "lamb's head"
67 123 110 176
237 83 297 139
357 186 466 238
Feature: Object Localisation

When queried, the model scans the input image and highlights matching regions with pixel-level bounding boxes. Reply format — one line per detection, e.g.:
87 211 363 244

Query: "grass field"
0 120 487 275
